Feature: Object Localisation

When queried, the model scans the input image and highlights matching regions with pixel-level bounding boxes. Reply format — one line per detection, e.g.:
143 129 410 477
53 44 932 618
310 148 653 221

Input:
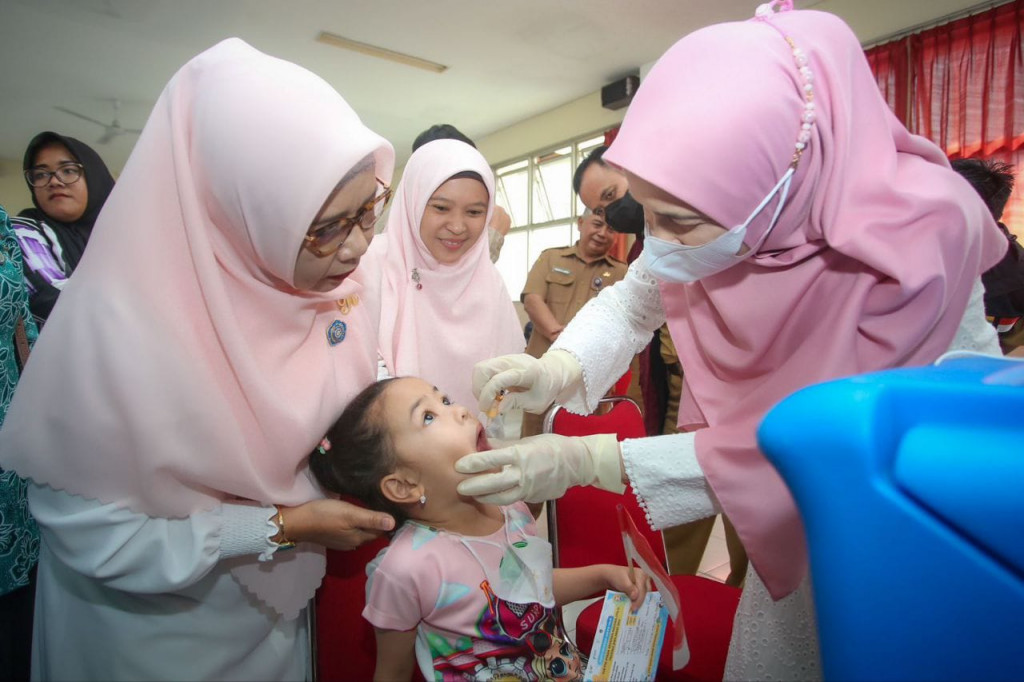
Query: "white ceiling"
0 0 989 173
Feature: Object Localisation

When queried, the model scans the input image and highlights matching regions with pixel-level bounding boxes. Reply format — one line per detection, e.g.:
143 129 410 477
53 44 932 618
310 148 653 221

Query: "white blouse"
27 484 307 681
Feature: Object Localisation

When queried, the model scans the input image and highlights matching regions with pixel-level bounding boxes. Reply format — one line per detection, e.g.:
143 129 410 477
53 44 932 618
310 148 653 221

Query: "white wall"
474 89 626 167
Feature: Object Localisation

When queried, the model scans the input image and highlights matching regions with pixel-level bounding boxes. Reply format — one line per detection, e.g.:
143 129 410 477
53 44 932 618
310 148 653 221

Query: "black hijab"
20 132 116 269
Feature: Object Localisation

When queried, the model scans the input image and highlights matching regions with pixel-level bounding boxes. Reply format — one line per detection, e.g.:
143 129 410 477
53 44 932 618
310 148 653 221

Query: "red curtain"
865 37 911 125
865 0 1024 235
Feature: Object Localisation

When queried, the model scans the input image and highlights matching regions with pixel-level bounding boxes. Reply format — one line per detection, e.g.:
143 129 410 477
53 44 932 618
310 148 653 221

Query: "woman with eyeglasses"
0 39 398 681
371 139 524 418
10 132 115 328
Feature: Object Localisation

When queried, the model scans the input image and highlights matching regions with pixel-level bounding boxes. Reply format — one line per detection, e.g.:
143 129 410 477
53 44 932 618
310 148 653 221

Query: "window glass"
528 223 574 267
496 164 529 228
496 229 529 297
490 131 613 300
532 146 573 223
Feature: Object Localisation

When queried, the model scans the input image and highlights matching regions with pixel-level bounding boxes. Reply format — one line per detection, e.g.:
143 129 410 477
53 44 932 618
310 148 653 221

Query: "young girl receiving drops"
310 376 648 681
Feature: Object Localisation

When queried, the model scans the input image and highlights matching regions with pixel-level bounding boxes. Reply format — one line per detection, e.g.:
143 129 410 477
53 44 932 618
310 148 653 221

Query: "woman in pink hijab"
371 139 523 416
456 2 1007 678
0 39 396 680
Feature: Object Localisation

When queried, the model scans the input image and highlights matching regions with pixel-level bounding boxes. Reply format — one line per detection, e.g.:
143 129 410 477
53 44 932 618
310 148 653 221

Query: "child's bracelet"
273 505 296 550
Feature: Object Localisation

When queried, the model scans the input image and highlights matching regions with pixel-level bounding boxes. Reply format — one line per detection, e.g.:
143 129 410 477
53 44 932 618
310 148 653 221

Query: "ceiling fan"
54 99 142 145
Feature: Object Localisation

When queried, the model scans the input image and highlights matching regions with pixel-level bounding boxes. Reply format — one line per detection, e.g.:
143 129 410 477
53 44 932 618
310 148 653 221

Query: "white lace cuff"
621 431 720 530
552 258 665 413
217 502 281 561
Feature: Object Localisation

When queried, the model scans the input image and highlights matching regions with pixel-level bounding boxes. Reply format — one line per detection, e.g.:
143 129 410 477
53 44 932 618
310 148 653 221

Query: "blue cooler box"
759 354 1024 681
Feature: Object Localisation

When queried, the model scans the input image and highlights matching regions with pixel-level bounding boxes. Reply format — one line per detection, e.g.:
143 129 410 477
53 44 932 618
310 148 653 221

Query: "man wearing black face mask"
574 145 645 241
575 145 657 425
573 145 749 586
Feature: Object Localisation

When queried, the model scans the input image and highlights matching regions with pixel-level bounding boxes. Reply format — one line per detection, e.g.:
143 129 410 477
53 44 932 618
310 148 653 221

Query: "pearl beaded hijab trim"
755 0 817 171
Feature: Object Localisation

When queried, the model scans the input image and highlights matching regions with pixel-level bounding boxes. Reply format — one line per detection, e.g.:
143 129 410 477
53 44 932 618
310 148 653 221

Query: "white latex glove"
473 350 583 416
454 433 625 505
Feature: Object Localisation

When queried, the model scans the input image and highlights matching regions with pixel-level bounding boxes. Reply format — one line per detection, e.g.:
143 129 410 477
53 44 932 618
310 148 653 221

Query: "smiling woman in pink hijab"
371 139 523 415
0 38 397 680
457 2 1007 678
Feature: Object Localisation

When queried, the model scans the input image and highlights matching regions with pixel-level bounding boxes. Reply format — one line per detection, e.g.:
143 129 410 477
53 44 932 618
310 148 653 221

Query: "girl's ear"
380 467 423 506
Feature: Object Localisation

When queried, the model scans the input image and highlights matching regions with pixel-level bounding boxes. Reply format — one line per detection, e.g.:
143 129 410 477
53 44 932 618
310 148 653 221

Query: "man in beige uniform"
520 210 626 435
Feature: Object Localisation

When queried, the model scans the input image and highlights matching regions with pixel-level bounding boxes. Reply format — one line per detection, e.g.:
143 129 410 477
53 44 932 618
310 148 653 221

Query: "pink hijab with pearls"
605 6 1005 599
372 139 523 412
0 38 394 617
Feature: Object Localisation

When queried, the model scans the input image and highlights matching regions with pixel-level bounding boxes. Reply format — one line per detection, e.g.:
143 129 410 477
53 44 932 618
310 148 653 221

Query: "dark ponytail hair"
309 378 410 526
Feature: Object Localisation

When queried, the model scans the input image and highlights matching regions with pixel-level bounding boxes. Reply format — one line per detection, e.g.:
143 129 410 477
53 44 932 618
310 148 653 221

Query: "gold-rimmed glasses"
303 178 392 258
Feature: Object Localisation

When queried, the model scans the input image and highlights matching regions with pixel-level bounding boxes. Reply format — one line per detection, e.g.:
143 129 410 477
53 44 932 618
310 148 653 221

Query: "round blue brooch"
326 319 347 346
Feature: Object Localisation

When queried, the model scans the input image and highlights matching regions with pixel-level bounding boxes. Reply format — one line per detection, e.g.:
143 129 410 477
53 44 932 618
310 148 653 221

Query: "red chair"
544 397 741 682
315 537 389 681
313 499 426 682
611 367 632 400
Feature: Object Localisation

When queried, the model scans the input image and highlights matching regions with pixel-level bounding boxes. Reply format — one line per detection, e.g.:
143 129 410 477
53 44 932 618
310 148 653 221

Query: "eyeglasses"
303 179 392 258
25 163 84 188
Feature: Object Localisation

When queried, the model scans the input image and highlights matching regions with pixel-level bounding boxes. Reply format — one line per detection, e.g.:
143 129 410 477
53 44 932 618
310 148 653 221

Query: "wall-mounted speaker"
601 75 640 111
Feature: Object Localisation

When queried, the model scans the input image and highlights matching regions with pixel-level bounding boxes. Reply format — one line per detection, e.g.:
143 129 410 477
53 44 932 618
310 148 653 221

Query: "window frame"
491 130 608 299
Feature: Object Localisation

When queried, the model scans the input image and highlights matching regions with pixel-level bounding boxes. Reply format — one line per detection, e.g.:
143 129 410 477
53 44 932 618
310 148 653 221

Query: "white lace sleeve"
947 278 1001 355
620 431 719 530
551 256 665 413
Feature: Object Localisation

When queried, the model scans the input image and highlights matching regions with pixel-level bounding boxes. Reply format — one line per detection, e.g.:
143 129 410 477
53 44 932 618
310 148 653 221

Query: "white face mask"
643 167 795 284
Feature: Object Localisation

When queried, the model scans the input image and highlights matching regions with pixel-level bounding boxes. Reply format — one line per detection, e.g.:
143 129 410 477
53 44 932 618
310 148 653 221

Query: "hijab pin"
336 294 360 315
317 437 332 455
326 319 347 346
412 267 423 290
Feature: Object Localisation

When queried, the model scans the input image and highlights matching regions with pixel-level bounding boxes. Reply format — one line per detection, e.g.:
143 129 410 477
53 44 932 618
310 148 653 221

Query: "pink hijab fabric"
373 139 524 412
0 38 394 617
605 8 1006 600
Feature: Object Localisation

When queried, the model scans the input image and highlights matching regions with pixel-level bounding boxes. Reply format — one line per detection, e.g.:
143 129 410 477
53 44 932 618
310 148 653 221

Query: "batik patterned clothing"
0 205 40 596
364 503 585 681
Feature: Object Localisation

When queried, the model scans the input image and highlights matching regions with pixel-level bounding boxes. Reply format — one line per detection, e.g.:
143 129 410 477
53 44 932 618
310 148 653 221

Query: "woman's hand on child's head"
284 498 395 551
605 564 651 613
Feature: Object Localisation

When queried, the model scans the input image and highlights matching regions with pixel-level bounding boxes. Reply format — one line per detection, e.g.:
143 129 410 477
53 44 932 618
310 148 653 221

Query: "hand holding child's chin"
282 498 395 551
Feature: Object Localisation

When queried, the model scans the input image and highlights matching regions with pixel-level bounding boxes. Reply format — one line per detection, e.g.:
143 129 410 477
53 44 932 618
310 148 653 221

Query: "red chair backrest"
315 498 427 682
545 397 668 569
552 400 741 682
611 368 632 398
316 539 389 681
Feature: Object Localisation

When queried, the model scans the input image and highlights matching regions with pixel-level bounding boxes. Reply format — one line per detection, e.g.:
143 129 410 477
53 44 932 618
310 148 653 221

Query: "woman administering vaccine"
456 2 1007 678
